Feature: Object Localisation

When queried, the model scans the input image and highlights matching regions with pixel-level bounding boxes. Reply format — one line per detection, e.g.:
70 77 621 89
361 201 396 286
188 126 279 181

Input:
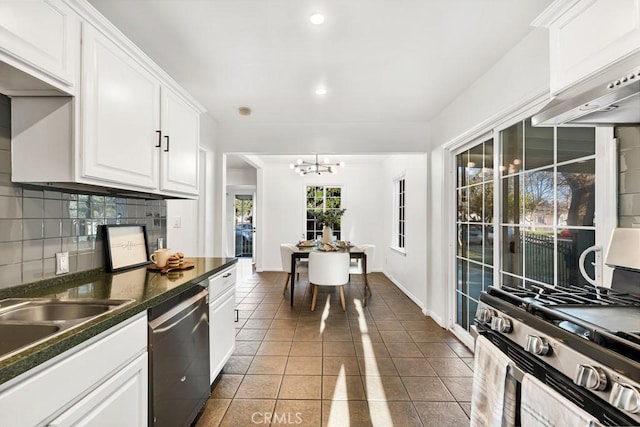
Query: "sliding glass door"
455 138 494 332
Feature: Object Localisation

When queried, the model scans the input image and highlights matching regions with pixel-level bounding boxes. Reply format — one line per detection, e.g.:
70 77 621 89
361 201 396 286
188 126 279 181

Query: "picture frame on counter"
103 224 150 272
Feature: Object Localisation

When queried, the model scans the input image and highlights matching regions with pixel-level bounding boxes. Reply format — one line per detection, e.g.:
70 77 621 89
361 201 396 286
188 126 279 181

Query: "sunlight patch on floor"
326 365 350 426
355 299 393 426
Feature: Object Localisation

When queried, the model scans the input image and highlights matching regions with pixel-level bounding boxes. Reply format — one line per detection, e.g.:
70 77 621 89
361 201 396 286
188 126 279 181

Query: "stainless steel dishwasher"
148 283 209 427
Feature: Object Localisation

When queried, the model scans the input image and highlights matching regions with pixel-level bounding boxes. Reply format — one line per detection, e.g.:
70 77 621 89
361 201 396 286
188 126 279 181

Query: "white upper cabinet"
81 23 160 190
10 0 204 198
160 86 200 195
0 0 78 95
534 0 640 95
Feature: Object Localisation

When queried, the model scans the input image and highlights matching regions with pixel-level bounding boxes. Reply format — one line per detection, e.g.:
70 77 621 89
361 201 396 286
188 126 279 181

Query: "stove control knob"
476 308 494 324
490 316 512 333
574 365 608 391
610 383 640 413
525 335 550 356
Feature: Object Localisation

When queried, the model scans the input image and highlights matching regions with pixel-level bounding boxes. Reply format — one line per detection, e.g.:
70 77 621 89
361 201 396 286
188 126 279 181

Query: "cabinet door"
160 86 200 195
209 287 236 384
81 24 160 190
0 0 77 92
48 353 148 427
546 0 640 94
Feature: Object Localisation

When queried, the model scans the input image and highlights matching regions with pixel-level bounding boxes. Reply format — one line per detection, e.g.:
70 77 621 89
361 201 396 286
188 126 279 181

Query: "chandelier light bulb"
289 163 294 169
290 154 346 176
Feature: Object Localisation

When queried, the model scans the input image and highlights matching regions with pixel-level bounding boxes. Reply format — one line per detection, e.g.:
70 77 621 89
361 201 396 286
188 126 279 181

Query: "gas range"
475 282 640 425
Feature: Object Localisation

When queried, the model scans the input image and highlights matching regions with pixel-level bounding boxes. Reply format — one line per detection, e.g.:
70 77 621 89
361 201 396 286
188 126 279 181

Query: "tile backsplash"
0 94 166 290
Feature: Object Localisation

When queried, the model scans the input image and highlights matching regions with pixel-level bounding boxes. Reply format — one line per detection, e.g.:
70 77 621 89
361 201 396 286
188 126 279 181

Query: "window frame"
391 174 406 254
304 185 343 241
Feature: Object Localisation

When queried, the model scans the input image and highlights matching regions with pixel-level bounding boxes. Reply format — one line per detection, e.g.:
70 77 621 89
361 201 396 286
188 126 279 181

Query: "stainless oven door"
149 286 210 427
474 324 638 426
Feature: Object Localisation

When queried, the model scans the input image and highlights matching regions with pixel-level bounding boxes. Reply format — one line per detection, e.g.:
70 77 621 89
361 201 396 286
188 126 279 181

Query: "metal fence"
522 234 573 286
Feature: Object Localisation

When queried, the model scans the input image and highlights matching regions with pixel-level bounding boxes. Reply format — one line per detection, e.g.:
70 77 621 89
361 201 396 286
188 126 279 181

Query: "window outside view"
305 186 342 241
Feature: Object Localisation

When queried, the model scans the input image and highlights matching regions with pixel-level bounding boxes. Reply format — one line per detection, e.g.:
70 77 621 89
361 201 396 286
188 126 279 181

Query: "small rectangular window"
394 177 406 250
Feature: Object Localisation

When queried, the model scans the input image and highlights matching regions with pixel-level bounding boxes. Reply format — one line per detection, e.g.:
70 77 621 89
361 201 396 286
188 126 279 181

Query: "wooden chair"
280 244 308 294
349 244 375 296
308 252 350 311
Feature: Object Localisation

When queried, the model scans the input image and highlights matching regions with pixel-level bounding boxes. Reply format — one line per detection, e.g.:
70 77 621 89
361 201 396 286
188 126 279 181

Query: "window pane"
457 259 468 293
483 226 494 265
502 274 523 287
457 225 466 257
469 185 483 222
469 262 483 301
558 127 595 163
484 182 494 224
502 226 522 275
557 160 595 227
458 151 469 188
484 139 494 180
484 266 494 289
524 168 555 228
524 119 554 170
468 225 483 262
457 188 468 221
558 229 595 286
469 144 484 185
501 121 523 175
501 175 522 224
523 229 555 285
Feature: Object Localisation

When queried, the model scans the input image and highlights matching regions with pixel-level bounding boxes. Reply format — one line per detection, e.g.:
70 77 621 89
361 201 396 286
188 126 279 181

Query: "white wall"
258 161 386 271
227 167 257 186
254 154 429 310
382 154 429 312
426 28 551 327
167 114 218 257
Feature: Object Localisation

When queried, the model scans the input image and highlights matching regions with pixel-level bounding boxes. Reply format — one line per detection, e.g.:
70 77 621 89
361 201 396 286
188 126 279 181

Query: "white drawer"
208 266 236 300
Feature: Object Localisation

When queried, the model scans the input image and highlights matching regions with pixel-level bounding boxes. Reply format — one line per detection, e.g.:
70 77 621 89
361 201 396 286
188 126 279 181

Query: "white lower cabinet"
0 312 148 427
208 266 236 384
49 353 147 427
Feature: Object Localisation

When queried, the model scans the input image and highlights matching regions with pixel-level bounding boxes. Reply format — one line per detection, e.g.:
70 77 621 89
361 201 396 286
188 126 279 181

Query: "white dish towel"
521 374 599 427
470 335 517 427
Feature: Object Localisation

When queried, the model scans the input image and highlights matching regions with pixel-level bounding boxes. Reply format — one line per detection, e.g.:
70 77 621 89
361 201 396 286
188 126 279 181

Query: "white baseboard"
384 273 427 314
450 324 475 352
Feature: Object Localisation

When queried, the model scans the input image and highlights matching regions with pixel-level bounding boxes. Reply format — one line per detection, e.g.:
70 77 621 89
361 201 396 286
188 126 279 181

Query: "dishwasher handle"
149 288 208 331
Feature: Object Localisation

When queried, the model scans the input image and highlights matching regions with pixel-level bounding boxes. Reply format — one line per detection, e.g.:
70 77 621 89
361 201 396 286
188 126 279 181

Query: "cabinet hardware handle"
164 135 170 152
234 308 239 323
223 273 232 278
155 130 161 148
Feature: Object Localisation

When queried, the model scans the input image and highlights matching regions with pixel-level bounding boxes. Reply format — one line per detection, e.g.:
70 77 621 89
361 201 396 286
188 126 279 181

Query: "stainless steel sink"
0 324 62 358
0 298 135 361
0 302 113 322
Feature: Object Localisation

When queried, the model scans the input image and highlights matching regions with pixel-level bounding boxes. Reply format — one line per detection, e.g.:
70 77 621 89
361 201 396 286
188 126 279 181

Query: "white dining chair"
308 251 350 311
280 243 308 294
349 244 375 296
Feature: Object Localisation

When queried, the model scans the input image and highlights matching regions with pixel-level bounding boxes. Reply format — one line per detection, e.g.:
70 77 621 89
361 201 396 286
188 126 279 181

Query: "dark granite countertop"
0 257 237 386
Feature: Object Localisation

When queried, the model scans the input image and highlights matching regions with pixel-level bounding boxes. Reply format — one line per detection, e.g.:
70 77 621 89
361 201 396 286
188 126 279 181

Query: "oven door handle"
579 245 602 287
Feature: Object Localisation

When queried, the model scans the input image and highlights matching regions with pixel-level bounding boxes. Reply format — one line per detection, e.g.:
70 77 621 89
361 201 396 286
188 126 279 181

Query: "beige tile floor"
196 260 474 427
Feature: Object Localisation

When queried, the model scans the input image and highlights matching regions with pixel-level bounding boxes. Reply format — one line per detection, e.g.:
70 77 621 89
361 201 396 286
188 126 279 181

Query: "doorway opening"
235 195 253 257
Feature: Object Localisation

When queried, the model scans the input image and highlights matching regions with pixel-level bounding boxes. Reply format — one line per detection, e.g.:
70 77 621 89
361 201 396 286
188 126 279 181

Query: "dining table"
289 244 369 307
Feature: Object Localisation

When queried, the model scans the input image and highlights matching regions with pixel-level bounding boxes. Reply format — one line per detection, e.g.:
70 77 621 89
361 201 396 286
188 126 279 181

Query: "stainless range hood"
532 65 640 127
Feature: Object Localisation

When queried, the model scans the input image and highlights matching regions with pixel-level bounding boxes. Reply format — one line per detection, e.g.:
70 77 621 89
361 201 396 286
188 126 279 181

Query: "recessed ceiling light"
315 87 327 96
238 106 252 116
309 13 325 25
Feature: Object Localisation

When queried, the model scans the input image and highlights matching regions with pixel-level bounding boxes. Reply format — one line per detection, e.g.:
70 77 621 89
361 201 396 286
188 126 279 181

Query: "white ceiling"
87 0 552 125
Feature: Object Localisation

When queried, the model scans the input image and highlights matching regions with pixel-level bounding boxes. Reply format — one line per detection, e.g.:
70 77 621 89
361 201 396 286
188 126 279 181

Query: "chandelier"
289 154 346 176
